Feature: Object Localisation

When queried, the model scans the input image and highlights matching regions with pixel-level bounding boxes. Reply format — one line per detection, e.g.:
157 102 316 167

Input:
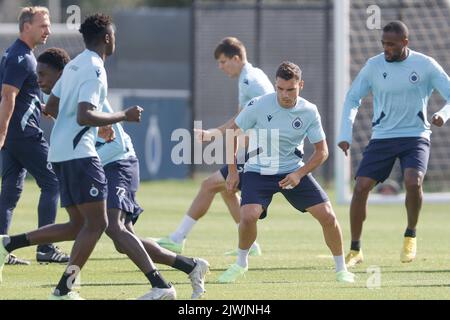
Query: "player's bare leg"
220 189 241 223
237 204 263 262
401 168 423 262
123 220 209 299
186 171 227 220
349 177 377 242
308 201 354 282
403 168 424 231
105 209 157 273
308 202 344 256
346 176 376 266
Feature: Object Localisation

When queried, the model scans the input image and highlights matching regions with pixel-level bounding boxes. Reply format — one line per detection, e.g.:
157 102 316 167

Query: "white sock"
236 248 249 268
170 215 197 243
334 255 347 273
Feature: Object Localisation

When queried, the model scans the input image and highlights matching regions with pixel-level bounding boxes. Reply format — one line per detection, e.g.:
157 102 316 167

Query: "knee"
67 220 83 238
200 176 221 193
317 205 338 227
353 180 374 196
240 207 260 225
89 216 108 234
113 241 125 254
404 174 422 192
321 211 338 227
105 222 124 240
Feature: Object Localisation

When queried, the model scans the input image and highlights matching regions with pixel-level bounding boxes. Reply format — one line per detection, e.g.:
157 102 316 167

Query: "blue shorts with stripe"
241 171 329 219
104 157 143 225
356 137 430 183
52 157 107 207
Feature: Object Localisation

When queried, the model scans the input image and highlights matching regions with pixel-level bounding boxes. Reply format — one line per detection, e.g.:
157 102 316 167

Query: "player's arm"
337 62 372 155
225 101 257 192
43 94 60 119
0 55 31 148
195 110 240 142
0 84 19 148
225 120 243 192
429 59 450 127
279 140 329 189
77 102 142 126
77 79 142 126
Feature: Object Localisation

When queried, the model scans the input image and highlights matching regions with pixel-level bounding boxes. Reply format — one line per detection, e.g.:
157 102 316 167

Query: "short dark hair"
276 61 302 81
37 48 70 71
214 37 247 60
79 13 113 46
383 21 409 39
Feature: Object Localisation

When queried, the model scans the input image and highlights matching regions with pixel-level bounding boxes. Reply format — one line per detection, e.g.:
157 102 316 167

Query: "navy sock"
54 272 72 296
404 228 416 238
145 270 170 289
4 234 30 253
350 240 361 251
173 255 196 274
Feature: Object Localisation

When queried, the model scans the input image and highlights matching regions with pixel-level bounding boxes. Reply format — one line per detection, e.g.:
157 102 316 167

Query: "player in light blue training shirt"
0 14 147 300
156 37 273 257
96 100 210 299
337 21 450 267
217 61 355 284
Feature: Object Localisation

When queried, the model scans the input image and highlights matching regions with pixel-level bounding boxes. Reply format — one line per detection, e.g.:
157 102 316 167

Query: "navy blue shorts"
219 148 262 190
219 164 245 190
356 137 430 183
1 133 58 192
104 157 143 225
53 157 107 207
241 171 329 219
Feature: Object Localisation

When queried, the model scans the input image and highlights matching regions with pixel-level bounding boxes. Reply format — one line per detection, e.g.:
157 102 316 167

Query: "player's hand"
124 106 143 122
226 169 240 193
41 104 53 119
98 125 116 142
0 134 5 150
432 114 444 127
338 141 350 156
193 128 212 142
279 172 302 190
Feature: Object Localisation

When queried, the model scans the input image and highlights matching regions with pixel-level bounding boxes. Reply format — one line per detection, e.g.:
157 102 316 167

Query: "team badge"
89 185 99 197
409 71 419 84
292 117 303 130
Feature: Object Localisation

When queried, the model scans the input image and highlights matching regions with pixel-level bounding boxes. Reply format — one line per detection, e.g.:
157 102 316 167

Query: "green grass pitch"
1 179 449 300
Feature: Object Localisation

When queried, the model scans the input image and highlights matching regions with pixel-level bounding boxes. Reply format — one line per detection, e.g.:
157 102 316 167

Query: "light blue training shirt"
235 93 326 175
339 50 450 144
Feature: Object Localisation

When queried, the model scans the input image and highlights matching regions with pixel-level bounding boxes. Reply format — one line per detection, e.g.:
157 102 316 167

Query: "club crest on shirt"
292 117 303 130
409 71 419 84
